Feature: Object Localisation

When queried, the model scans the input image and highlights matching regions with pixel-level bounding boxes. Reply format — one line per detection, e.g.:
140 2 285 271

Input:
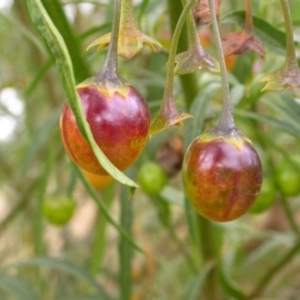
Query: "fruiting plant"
60 0 151 175
182 0 262 222
5 0 300 299
138 162 168 196
43 195 76 226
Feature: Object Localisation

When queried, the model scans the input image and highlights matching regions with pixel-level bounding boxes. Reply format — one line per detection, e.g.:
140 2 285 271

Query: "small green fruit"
275 155 300 197
43 195 76 226
249 177 276 214
138 162 168 195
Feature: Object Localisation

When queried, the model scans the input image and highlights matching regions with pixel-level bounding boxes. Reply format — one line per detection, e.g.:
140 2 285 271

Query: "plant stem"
208 0 235 131
181 0 201 45
96 0 121 81
120 0 135 28
249 240 300 298
245 0 253 33
280 0 298 70
163 0 195 105
167 0 199 110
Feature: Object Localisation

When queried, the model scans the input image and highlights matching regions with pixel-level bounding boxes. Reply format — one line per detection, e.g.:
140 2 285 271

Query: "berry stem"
167 0 199 110
162 0 195 106
120 0 135 30
280 0 298 70
208 0 235 131
96 0 121 81
181 0 202 46
245 0 253 33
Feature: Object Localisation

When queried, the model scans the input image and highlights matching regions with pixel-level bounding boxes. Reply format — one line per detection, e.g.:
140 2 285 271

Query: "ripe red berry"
182 130 262 222
60 84 151 175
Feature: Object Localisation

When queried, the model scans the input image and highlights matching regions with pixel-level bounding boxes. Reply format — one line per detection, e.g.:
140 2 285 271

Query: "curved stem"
280 0 298 70
181 0 201 45
245 0 253 33
208 0 235 130
163 0 195 106
97 0 121 80
167 0 199 111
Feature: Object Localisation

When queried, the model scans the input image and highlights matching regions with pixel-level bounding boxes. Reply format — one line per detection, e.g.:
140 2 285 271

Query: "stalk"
162 0 195 106
167 0 199 110
96 0 125 85
280 0 298 70
244 0 253 33
208 0 234 131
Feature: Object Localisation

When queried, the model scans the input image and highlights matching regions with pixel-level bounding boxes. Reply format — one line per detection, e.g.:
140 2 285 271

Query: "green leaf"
0 12 46 55
0 273 39 300
58 295 102 300
184 82 221 147
20 106 60 176
221 10 300 55
185 263 213 300
26 0 138 188
75 165 143 253
119 185 133 300
235 109 300 139
4 257 111 300
89 184 115 275
41 0 90 82
219 267 246 300
242 239 282 269
260 93 300 131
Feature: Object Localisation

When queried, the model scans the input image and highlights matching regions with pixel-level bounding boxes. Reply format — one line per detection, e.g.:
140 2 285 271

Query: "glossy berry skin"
60 84 151 175
182 137 262 222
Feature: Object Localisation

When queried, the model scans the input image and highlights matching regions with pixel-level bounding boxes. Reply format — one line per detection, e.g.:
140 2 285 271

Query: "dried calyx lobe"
182 126 262 222
60 83 151 175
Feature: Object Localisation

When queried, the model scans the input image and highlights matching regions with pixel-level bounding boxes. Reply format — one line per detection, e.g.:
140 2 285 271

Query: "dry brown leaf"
194 0 222 25
222 31 265 60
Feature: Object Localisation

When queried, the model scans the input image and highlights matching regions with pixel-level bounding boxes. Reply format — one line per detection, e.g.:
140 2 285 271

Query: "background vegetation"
1 0 300 299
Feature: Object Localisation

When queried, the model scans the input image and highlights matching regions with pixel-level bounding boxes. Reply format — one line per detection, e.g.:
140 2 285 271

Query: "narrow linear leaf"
59 295 102 300
0 12 46 55
0 273 39 300
184 82 221 147
26 0 138 187
75 165 144 253
235 109 300 139
41 0 90 82
219 267 246 299
20 106 61 176
185 263 214 300
89 184 115 274
261 98 300 131
25 58 54 96
4 257 111 300
221 10 300 55
119 185 133 300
